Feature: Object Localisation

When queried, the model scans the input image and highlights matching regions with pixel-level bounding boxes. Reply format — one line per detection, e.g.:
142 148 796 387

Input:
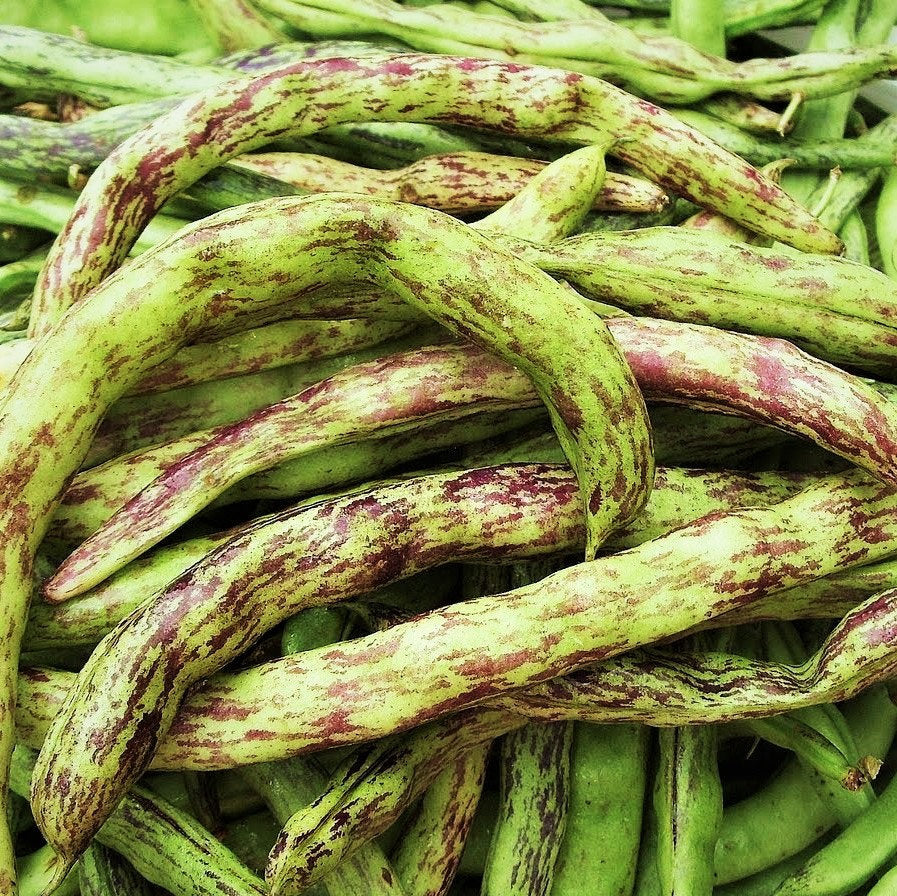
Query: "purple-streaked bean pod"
48 314 897 599
505 226 897 376
17 581 897 762
480 722 573 896
232 150 670 214
25 463 810 652
0 193 651 889
29 53 840 334
390 745 490 896
27 467 897 873
265 709 523 896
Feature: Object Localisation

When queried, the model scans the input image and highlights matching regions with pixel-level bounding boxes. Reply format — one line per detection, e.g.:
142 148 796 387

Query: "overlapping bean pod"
29 51 839 336
29 466 897 876
0 193 653 888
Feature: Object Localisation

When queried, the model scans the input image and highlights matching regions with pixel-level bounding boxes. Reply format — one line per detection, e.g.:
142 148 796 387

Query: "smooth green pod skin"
868 865 897 896
17 845 79 896
0 26 225 106
251 0 897 103
837 211 868 265
481 722 573 896
653 724 723 896
391 746 490 896
713 685 897 886
233 151 670 214
0 194 650 882
79 843 157 896
876 167 897 279
472 144 608 243
51 313 897 598
671 111 897 169
30 54 840 334
550 724 650 896
0 249 45 303
266 709 523 896
713 841 828 896
670 0 726 54
190 0 287 51
25 463 808 651
10 748 267 896
508 227 897 376
773 767 897 895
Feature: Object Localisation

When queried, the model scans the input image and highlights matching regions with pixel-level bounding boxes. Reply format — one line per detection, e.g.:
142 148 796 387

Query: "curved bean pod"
30 53 839 332
28 470 897 870
507 227 897 376
49 315 897 599
0 194 650 889
26 464 809 651
233 151 670 213
18 578 897 766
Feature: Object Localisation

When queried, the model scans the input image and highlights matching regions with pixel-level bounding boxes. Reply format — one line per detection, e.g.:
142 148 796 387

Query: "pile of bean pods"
7 0 897 894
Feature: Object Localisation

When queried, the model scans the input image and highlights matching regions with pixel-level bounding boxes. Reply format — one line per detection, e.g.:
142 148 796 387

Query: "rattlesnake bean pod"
30 53 839 333
79 844 156 896
29 470 897 869
190 0 287 51
18 581 897 762
507 227 897 375
0 194 650 891
232 151 670 213
25 464 809 651
391 746 489 896
49 314 897 599
266 709 524 896
481 722 572 896
17 845 79 896
251 0 897 103
10 748 268 896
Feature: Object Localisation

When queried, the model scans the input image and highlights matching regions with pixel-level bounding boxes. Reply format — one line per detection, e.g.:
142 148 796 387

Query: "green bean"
253 0 897 103
79 843 157 896
17 844 80 896
671 0 726 55
51 314 897 598
714 841 830 896
190 0 287 50
654 721 723 896
868 864 897 896
233 150 670 214
837 211 869 264
672 109 896 168
482 722 572 896
508 227 897 375
392 745 489 896
698 95 784 135
0 195 654 889
0 25 224 106
25 463 807 652
11 746 267 896
30 54 839 335
774 767 897 895
550 724 650 896
877 167 897 278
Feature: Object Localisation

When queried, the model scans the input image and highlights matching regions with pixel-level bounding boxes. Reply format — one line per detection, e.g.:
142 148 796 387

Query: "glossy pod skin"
28 468 897 873
48 314 897 599
30 53 840 335
0 194 652 891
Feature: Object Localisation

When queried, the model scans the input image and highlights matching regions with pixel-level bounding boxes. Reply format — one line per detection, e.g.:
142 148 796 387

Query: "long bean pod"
49 315 897 598
30 53 839 335
0 193 651 890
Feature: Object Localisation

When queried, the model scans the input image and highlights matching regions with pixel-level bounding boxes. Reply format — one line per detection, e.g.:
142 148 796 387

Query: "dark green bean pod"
79 843 157 896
